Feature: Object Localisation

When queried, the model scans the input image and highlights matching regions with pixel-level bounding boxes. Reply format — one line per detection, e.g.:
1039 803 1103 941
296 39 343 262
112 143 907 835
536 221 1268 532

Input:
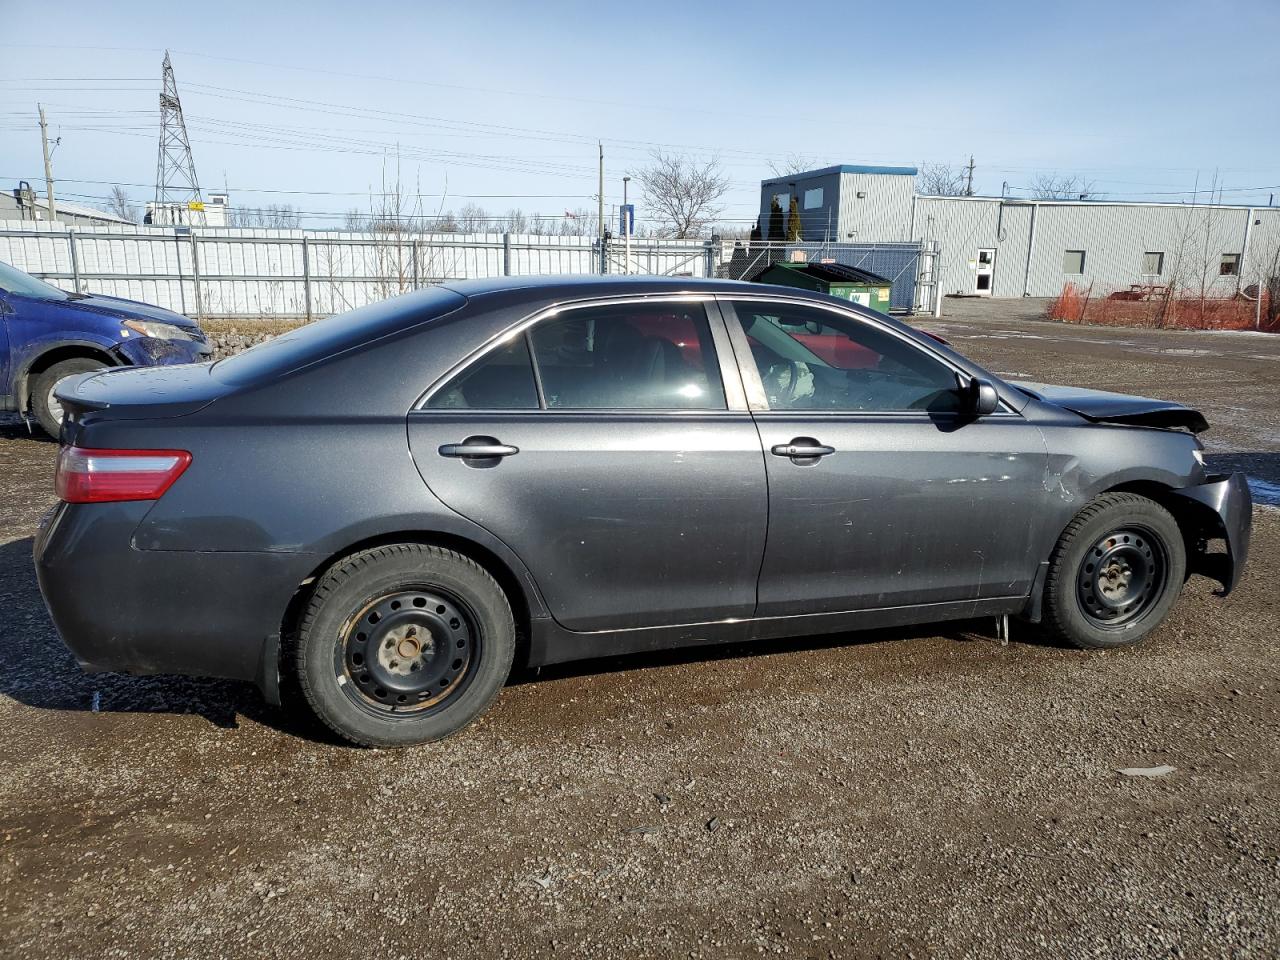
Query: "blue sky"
2 0 1277 229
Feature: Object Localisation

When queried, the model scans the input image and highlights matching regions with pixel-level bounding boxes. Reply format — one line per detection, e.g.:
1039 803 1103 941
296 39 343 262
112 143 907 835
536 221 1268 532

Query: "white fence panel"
0 220 934 318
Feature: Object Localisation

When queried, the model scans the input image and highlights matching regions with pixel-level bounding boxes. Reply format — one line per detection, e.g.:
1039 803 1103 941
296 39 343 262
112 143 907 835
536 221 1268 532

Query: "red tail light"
55 446 192 504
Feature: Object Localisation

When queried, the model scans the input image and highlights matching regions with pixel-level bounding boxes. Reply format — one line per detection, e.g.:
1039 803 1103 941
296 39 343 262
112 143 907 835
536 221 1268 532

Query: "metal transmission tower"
154 50 204 224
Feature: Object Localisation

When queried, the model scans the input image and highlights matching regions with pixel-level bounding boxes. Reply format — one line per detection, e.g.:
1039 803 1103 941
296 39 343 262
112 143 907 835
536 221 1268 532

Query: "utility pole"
38 104 57 221
597 141 605 240
622 175 631 274
964 155 976 197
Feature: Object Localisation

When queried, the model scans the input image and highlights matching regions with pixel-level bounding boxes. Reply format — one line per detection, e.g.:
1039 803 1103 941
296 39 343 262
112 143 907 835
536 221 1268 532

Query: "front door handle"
439 439 520 459
771 438 835 460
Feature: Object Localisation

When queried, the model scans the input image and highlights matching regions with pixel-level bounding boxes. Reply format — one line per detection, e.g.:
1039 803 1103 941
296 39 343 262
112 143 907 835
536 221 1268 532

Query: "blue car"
0 259 210 436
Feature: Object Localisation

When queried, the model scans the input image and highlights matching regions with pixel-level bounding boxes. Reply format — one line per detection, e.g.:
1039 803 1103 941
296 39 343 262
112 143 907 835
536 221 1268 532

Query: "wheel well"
19 345 118 408
279 532 535 671
1101 479 1175 502
1099 480 1221 551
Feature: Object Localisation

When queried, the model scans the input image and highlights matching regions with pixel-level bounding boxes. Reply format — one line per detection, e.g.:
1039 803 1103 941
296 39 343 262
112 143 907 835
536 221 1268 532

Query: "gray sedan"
35 277 1251 746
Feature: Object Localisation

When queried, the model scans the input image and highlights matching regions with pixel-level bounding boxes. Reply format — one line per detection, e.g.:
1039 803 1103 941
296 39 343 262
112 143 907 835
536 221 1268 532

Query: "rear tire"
30 357 107 438
1042 493 1186 650
296 543 515 747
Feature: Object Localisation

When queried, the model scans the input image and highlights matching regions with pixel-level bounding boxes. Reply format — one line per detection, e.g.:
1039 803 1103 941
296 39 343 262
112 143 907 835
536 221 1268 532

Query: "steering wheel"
761 360 806 406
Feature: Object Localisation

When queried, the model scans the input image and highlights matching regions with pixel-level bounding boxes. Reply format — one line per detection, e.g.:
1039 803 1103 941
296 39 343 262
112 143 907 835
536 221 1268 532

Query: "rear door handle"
771 441 835 459
439 440 520 459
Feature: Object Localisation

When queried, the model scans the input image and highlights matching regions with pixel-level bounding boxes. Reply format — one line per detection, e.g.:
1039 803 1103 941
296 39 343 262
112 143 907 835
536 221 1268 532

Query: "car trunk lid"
1013 381 1209 433
55 363 229 425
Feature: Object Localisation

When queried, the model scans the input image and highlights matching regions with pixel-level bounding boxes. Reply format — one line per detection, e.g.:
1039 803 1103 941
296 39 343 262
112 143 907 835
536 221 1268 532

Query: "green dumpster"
753 261 893 314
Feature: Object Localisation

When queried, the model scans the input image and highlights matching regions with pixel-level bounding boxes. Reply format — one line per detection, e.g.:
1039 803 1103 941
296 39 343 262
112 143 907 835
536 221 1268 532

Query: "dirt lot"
1 302 1277 959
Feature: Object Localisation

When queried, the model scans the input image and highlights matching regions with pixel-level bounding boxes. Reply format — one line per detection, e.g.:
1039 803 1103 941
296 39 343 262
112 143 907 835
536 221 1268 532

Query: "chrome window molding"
413 293 747 413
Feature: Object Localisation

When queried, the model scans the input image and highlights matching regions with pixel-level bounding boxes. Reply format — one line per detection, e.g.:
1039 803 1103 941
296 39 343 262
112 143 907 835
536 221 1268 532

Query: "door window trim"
414 294 749 414
716 294 1020 418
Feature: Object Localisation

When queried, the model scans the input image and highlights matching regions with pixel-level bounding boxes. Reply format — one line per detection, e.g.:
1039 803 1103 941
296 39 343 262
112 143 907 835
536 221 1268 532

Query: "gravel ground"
1 303 1277 959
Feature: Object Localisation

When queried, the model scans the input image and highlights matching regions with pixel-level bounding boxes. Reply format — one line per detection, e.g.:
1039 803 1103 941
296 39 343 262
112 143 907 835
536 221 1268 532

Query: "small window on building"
803 188 824 210
1142 251 1164 275
1063 250 1086 274
1220 253 1240 276
772 193 789 210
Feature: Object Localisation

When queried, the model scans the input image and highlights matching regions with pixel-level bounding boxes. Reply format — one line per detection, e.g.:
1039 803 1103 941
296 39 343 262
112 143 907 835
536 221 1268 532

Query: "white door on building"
974 248 996 296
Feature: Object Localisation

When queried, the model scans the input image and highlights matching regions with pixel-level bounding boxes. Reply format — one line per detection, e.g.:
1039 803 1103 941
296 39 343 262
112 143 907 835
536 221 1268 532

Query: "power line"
0 175 593 199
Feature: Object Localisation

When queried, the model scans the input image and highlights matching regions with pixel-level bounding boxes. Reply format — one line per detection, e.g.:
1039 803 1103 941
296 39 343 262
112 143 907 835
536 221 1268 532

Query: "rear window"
211 287 466 386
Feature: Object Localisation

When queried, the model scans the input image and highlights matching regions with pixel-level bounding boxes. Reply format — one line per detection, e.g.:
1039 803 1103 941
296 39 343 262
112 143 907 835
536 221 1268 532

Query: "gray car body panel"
34 276 1251 693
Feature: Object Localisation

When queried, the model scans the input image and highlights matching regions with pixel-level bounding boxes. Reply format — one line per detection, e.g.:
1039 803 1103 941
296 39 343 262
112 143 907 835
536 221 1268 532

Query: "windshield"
0 260 69 300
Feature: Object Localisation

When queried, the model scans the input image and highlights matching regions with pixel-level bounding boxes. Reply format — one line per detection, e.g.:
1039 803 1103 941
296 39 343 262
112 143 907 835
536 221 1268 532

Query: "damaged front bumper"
1172 472 1252 595
115 335 211 366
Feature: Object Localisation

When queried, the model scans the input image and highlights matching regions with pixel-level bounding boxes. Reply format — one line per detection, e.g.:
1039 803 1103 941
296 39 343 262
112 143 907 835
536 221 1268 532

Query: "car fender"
13 337 123 409
284 509 553 625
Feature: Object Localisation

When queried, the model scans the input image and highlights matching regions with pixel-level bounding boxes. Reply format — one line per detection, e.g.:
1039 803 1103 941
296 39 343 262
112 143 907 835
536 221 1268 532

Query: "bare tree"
503 208 529 234
343 208 367 231
1029 174 1098 200
767 153 816 177
558 207 594 237
917 163 968 197
105 185 139 222
456 202 491 233
365 156 430 298
229 203 301 228
265 204 301 229
632 151 730 239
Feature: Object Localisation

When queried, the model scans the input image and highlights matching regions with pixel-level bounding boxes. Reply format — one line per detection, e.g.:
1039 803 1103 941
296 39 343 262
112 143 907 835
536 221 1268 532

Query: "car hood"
1013 381 1209 434
58 292 201 330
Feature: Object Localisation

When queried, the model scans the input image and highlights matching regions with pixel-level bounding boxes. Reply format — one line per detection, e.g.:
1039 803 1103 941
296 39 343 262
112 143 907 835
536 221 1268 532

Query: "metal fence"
0 220 938 319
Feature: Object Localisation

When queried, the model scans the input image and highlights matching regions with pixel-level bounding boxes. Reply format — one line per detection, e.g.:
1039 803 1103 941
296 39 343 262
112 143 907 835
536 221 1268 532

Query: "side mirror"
966 377 1000 416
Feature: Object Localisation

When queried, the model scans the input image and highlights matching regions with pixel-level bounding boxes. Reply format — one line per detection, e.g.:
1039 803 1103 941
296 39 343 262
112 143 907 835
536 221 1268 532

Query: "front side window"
1220 253 1240 276
529 303 726 410
729 301 962 413
1063 250 1086 274
803 188 824 210
1142 251 1164 275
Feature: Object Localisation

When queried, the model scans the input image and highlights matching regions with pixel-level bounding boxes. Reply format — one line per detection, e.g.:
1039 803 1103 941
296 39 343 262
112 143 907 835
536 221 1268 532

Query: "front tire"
296 544 515 747
1042 493 1186 649
30 357 106 438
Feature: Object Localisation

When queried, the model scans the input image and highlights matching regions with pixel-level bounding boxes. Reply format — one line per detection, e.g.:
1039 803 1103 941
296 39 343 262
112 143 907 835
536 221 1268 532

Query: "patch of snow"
1247 476 1280 507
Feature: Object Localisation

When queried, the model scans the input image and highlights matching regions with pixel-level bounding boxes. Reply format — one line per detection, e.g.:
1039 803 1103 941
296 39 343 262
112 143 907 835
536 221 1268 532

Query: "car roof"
441 274 765 299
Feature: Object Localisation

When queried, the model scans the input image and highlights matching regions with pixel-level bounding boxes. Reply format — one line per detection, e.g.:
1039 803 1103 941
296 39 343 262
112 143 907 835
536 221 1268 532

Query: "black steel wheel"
296 543 515 747
1075 527 1169 629
336 589 478 717
1042 493 1186 650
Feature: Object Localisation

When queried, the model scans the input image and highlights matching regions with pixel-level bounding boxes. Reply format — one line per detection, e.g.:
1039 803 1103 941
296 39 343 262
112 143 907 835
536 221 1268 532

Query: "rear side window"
529 304 725 410
427 336 539 409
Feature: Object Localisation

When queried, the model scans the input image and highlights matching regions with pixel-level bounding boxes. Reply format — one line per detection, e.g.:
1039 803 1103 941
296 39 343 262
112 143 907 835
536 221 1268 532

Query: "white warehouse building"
758 166 1280 301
